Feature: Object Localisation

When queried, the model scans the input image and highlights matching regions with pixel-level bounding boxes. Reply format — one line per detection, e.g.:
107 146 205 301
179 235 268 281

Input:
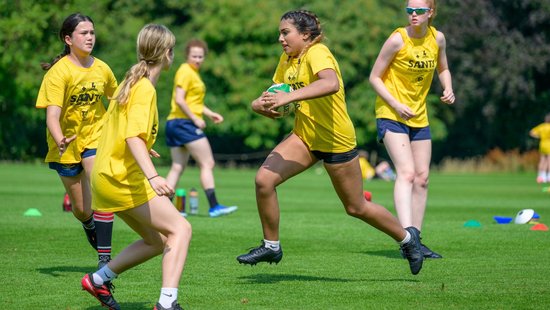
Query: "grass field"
1 162 549 309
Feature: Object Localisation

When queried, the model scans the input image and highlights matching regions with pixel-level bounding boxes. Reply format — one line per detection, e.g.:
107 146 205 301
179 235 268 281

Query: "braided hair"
281 10 324 61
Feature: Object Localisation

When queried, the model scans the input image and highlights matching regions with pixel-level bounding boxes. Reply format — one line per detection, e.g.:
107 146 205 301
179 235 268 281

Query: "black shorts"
311 148 358 164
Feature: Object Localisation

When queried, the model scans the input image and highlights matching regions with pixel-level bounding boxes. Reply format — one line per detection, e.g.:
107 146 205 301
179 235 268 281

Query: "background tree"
437 0 550 158
1 0 549 166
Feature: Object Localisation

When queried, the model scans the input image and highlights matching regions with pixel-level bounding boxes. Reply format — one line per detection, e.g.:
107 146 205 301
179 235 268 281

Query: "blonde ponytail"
115 61 149 104
114 24 176 105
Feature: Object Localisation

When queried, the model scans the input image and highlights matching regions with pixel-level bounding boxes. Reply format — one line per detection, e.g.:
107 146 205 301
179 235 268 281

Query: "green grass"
1 162 549 309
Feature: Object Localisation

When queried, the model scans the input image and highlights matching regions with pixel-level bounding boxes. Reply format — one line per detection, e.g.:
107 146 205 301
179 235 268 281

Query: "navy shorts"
376 118 431 143
48 148 96 177
166 119 206 147
311 148 358 164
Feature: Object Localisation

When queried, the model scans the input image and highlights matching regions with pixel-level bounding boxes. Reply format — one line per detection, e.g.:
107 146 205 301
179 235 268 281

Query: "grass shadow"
359 249 402 259
238 273 354 284
37 265 93 277
238 273 419 284
85 302 149 310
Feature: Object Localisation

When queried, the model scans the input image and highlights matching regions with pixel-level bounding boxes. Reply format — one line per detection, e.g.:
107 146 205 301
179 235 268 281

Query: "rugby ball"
514 209 535 224
266 83 294 117
267 83 292 93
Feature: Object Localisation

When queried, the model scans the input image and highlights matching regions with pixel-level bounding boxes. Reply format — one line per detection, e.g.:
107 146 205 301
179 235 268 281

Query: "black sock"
81 215 95 230
81 215 97 250
94 212 114 262
205 188 218 209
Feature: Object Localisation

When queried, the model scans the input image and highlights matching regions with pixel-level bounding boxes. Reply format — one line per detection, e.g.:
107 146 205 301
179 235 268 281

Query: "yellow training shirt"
36 56 117 163
167 63 205 120
375 27 439 127
91 78 159 212
531 123 550 154
273 43 356 153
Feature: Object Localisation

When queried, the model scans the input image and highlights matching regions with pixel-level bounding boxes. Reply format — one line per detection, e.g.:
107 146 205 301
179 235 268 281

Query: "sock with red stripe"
94 211 114 263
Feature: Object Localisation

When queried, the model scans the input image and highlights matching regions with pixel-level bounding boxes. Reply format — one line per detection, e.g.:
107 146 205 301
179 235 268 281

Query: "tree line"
1 0 548 165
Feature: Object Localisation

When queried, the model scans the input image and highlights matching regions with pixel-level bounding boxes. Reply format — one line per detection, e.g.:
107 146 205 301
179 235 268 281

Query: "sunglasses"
405 7 431 15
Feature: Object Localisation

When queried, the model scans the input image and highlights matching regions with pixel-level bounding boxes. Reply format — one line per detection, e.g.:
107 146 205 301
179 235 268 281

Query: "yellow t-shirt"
36 56 117 163
91 78 159 212
375 27 439 127
167 63 205 120
272 43 356 153
359 156 376 180
531 123 550 154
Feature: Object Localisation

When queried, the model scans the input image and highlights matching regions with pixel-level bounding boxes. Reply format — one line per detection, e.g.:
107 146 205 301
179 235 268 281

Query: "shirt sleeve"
125 82 155 141
175 66 192 91
272 53 287 84
105 68 118 98
306 45 336 76
36 67 66 108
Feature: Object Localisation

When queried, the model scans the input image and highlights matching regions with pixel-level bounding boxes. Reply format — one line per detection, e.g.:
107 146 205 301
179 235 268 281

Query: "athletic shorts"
166 119 206 147
376 118 431 143
311 148 358 164
48 148 96 177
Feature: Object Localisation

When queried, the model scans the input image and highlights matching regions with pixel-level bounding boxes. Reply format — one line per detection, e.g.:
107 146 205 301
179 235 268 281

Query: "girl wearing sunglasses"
369 0 455 259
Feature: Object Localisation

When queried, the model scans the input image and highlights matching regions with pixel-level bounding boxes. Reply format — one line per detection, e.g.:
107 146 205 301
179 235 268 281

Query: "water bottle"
175 188 187 216
189 188 199 215
62 193 72 212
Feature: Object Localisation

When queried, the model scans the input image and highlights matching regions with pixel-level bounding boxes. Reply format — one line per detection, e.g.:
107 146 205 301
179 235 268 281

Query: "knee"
255 173 275 195
175 221 192 245
414 172 429 188
397 170 415 184
180 221 192 238
198 158 215 171
344 202 368 219
170 162 184 174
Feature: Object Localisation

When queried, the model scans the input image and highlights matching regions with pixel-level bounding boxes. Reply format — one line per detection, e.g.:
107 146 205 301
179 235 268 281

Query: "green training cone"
24 208 42 217
464 220 481 227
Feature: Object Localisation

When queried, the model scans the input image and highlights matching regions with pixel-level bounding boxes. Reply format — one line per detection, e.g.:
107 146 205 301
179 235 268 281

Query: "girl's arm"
175 86 206 129
436 31 455 104
263 68 340 111
46 105 76 156
369 33 416 121
203 106 224 124
126 136 173 197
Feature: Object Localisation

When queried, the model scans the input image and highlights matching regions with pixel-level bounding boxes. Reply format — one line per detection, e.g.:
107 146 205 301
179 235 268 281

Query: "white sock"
159 287 178 308
92 265 118 285
398 231 411 245
263 239 280 251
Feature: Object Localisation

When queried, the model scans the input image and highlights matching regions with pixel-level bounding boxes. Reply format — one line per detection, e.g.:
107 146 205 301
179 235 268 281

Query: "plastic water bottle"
62 193 72 212
175 188 186 216
189 188 199 215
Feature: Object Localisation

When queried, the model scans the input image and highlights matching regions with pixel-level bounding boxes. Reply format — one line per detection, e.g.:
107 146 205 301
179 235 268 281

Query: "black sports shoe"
81 273 120 310
399 227 424 275
399 240 443 259
237 241 283 265
84 227 98 250
154 300 184 310
420 242 443 259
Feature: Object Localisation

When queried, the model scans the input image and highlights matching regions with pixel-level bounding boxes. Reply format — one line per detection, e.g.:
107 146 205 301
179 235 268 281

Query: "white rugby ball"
266 83 294 117
514 209 535 224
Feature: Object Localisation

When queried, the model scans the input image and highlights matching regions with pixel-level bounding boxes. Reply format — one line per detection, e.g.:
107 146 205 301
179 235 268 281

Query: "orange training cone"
530 223 549 231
